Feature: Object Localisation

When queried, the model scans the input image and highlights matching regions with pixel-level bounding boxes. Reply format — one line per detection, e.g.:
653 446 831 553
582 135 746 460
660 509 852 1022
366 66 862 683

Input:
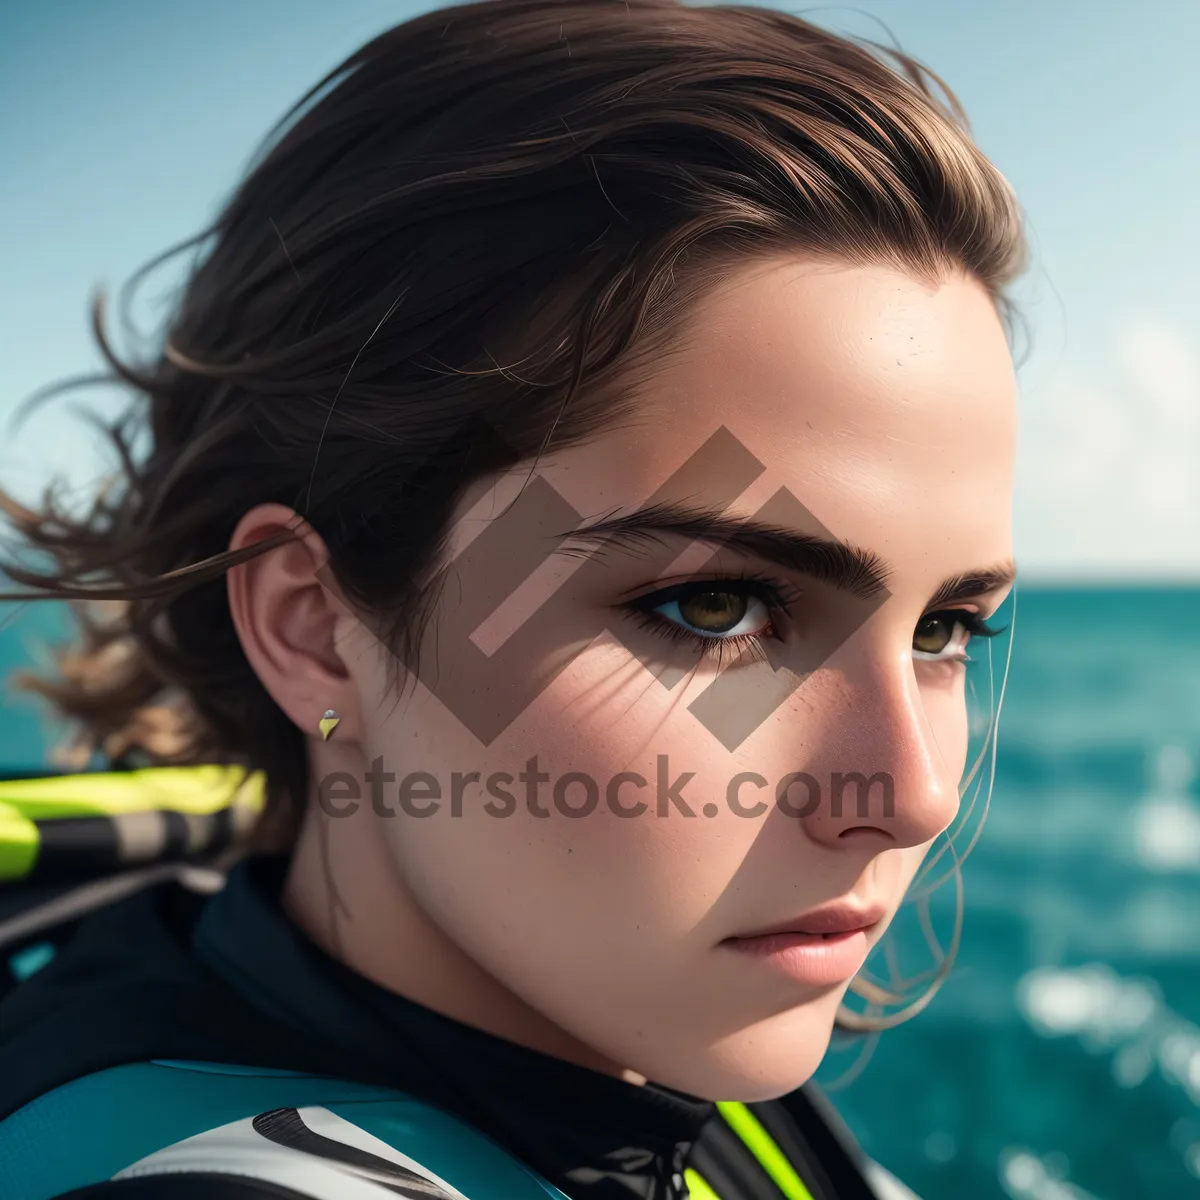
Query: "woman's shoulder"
3 1061 565 1200
26 1085 925 1200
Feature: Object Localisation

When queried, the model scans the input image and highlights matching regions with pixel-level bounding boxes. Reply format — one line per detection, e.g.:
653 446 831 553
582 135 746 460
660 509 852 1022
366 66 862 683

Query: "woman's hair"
1 0 1025 847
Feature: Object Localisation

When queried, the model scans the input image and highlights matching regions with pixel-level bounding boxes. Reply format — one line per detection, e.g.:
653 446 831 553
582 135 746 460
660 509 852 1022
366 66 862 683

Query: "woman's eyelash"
623 574 800 617
618 574 797 662
928 609 1006 639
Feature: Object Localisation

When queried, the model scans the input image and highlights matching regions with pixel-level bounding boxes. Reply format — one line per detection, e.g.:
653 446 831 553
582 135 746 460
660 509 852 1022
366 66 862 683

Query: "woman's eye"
655 589 772 639
912 610 979 662
619 577 793 662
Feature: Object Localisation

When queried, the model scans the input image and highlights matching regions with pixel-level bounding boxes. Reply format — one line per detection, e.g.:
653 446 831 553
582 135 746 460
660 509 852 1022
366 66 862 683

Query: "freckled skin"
236 253 1016 1102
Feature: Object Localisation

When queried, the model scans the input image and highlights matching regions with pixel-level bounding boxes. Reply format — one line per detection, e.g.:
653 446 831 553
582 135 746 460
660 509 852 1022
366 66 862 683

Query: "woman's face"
338 254 1016 1099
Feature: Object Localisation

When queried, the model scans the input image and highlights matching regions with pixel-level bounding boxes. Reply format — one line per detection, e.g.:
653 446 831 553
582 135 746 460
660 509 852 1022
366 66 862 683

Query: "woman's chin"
633 1008 840 1102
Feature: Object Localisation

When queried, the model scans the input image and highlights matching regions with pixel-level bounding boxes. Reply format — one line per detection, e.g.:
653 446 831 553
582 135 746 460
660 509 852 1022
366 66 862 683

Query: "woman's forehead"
468 259 1018 581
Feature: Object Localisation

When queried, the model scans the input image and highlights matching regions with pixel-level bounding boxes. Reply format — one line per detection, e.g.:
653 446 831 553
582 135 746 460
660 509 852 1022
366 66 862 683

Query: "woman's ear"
226 503 363 745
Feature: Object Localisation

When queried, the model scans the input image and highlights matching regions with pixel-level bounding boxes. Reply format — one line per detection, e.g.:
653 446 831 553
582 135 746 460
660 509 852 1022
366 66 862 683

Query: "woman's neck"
281 771 644 1084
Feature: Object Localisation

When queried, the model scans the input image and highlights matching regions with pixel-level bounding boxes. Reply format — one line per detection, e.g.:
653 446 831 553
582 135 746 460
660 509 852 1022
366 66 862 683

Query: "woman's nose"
792 665 963 852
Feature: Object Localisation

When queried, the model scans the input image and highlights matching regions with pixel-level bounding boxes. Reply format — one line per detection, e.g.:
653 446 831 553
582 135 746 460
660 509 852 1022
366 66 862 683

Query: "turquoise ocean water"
2 587 1199 1199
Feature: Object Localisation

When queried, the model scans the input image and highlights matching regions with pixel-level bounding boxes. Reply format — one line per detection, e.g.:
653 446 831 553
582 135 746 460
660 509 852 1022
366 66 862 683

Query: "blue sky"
2 0 1197 581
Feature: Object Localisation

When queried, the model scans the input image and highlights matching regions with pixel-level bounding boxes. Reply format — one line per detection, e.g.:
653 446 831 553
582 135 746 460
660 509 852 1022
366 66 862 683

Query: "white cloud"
1015 316 1200 580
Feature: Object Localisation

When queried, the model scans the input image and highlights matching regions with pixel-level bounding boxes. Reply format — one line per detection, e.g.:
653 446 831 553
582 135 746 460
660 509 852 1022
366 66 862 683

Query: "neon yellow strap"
0 803 38 880
684 1168 721 1200
716 1101 816 1200
0 765 265 820
0 765 267 881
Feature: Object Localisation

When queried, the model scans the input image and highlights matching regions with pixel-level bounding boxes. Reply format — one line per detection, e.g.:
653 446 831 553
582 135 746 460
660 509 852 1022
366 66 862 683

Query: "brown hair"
2 0 1024 856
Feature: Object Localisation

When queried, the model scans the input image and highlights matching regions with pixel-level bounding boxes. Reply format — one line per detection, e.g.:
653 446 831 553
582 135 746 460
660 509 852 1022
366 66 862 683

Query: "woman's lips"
721 901 886 986
721 927 872 986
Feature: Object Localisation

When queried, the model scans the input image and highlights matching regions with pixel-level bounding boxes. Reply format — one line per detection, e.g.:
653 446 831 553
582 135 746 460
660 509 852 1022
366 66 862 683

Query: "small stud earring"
318 709 341 741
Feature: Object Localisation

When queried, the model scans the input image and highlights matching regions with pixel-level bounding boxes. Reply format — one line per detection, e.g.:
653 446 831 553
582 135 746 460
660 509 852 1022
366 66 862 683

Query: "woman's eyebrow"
565 501 1016 607
565 501 890 599
926 565 1017 608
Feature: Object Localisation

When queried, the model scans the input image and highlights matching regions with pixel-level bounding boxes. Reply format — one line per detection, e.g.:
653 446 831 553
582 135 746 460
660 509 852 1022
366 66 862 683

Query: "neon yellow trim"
0 802 39 881
0 765 265 821
717 1101 815 1200
684 1168 721 1200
